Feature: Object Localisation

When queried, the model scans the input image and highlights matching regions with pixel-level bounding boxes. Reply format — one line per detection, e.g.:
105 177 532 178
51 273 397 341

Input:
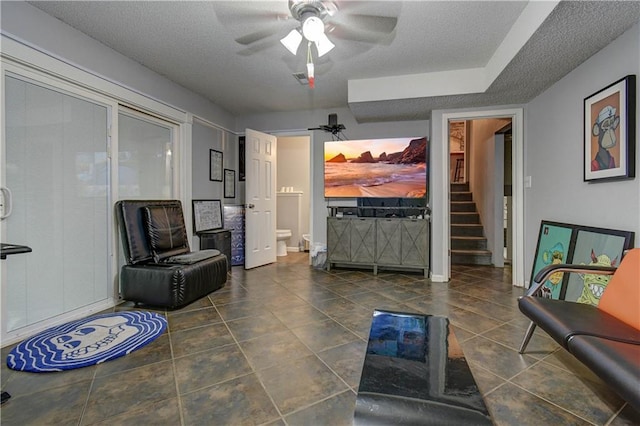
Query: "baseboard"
431 274 447 282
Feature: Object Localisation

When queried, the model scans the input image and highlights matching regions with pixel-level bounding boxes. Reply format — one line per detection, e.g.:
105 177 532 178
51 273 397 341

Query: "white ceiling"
27 1 640 122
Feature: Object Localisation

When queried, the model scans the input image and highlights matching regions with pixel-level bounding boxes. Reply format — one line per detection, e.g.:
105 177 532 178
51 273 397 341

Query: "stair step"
451 249 493 266
451 201 476 212
451 212 480 224
451 224 485 237
451 192 473 202
451 183 469 192
451 236 488 250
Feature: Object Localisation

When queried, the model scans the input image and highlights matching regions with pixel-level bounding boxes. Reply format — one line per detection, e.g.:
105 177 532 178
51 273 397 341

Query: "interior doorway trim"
273 130 314 261
440 108 524 287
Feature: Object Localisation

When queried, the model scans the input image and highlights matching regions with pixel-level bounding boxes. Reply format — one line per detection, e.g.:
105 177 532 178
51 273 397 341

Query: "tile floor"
2 252 639 425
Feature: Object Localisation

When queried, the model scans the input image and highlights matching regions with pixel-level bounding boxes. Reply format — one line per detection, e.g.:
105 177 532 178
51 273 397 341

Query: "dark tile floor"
2 252 639 425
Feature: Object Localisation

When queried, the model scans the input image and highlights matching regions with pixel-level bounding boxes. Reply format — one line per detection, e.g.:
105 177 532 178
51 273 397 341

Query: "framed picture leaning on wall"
192 199 222 233
530 221 575 300
584 75 636 182
562 226 634 305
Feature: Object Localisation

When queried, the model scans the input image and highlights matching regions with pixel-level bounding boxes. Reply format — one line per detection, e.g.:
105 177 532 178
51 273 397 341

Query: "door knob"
246 204 255 209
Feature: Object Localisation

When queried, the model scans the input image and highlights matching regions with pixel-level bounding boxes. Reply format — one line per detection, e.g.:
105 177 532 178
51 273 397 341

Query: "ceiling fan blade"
328 22 395 44
346 14 398 34
235 27 281 45
213 2 290 26
330 13 397 35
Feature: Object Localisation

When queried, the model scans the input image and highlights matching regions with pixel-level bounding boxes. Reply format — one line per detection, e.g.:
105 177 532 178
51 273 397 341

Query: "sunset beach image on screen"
324 137 427 198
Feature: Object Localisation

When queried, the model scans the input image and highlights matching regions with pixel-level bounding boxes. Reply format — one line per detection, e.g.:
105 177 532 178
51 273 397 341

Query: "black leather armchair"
115 200 227 309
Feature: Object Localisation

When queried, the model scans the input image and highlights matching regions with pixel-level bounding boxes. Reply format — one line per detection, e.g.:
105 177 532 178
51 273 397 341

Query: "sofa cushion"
142 205 189 262
567 335 640 412
518 296 640 347
598 248 640 330
164 249 221 265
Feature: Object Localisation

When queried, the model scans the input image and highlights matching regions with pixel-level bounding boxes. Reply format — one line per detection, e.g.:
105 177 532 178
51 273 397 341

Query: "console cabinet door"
376 219 402 265
327 218 351 262
350 218 375 263
401 219 429 266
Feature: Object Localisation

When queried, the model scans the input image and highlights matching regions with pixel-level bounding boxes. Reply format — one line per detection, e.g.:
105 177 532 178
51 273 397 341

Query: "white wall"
524 22 640 282
238 108 429 249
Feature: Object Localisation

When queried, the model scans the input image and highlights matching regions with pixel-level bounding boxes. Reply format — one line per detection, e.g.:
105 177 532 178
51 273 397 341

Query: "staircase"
450 183 492 265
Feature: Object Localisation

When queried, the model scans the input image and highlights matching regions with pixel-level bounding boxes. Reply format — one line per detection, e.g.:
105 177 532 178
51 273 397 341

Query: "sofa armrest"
526 264 617 298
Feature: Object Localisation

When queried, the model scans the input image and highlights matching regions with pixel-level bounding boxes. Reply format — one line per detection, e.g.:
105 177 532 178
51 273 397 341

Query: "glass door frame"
0 62 120 345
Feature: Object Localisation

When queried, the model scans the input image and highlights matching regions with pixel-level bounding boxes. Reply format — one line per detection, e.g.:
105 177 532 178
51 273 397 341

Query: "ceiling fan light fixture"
302 16 325 42
315 33 334 57
280 29 302 55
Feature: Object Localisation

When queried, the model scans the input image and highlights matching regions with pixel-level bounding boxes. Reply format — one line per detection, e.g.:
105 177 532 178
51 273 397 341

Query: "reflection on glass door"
118 111 174 199
3 75 110 335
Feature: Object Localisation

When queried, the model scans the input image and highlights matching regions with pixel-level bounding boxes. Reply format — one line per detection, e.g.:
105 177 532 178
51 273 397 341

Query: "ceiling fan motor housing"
289 0 337 22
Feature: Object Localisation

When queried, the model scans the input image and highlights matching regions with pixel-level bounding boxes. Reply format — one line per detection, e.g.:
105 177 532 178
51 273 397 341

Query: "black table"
354 309 491 425
1 243 32 260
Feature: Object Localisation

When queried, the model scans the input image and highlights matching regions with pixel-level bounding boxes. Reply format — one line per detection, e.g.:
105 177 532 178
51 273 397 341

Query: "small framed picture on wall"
224 169 235 198
210 149 223 182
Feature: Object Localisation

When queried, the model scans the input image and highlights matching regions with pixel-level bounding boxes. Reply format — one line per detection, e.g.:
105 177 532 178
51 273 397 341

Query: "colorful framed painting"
584 75 636 182
563 226 634 305
530 221 575 299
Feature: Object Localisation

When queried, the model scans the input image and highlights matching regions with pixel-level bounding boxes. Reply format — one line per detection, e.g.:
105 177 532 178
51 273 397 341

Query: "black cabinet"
199 229 232 271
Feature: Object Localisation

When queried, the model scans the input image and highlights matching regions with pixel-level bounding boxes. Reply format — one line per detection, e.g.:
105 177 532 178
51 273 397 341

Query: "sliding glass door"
117 109 175 200
2 74 112 339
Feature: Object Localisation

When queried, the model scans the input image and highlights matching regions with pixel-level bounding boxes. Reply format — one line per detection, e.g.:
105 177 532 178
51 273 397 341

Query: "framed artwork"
449 121 466 152
224 169 235 198
209 149 223 182
530 221 575 300
563 226 634 305
238 136 245 181
584 75 636 182
192 199 222 233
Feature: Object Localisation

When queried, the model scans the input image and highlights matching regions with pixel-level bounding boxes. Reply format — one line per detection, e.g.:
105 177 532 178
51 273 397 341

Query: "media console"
326 209 430 277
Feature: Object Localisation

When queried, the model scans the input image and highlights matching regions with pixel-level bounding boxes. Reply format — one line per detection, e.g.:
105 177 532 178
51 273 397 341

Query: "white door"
244 129 277 269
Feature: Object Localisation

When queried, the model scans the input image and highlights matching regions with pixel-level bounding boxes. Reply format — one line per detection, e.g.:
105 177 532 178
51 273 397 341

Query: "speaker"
328 113 337 127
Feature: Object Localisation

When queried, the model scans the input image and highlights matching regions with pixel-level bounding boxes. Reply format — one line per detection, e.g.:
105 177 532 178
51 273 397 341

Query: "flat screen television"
324 137 428 198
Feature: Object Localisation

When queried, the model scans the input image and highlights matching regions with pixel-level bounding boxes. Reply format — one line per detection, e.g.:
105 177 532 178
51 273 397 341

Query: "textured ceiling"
26 1 640 122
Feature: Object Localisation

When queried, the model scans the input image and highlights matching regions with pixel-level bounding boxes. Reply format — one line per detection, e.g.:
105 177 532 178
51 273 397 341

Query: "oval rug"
7 311 167 372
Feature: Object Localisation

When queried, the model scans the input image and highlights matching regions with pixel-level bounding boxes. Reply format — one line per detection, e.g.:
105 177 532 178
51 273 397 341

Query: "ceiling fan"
233 1 399 58
230 1 397 88
309 113 346 140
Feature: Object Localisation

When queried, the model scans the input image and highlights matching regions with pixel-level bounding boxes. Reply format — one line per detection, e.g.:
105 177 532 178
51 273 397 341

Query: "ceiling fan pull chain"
307 42 315 89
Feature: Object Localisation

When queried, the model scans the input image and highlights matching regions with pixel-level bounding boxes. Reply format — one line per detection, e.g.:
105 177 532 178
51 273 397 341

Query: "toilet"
276 229 292 256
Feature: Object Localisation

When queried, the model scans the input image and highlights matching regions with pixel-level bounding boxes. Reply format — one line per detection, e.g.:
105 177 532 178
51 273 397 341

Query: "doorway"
275 134 312 259
449 118 512 267
438 108 525 287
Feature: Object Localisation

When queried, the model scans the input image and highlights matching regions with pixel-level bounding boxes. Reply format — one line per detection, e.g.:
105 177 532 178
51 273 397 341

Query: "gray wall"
238 108 429 249
524 22 640 281
1 1 236 130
